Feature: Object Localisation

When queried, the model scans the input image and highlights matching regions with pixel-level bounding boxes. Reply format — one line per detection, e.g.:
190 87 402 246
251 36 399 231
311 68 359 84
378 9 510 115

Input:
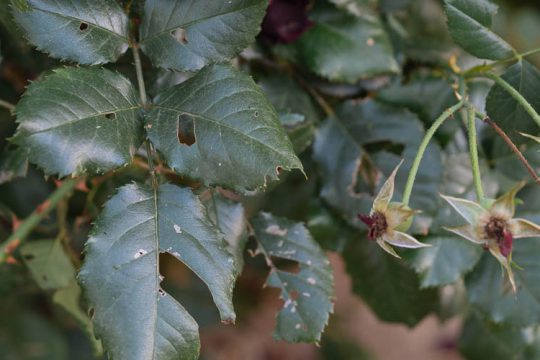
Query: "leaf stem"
481 115 540 186
520 47 540 59
478 72 540 129
466 105 485 200
402 101 464 206
132 45 157 187
0 178 79 263
463 47 540 75
132 45 148 107
0 99 15 113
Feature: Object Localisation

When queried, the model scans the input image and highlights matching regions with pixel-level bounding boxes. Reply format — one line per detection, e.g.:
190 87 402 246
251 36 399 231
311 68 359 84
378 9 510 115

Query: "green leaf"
204 192 248 273
486 61 540 144
343 238 438 326
406 236 482 288
13 67 144 177
466 238 540 327
444 0 515 60
259 74 319 154
275 2 398 83
0 147 28 184
313 100 442 227
146 64 302 193
21 239 75 290
139 0 268 71
459 313 528 360
53 280 103 356
12 0 129 64
79 183 237 360
377 73 460 140
21 239 103 355
252 212 334 343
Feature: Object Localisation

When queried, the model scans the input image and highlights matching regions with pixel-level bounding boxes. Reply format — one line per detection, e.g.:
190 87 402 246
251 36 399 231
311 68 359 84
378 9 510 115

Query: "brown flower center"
484 217 506 243
484 216 513 257
359 211 388 240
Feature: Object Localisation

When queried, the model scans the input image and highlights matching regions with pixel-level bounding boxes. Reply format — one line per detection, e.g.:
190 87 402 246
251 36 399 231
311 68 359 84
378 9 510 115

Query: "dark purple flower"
260 0 314 44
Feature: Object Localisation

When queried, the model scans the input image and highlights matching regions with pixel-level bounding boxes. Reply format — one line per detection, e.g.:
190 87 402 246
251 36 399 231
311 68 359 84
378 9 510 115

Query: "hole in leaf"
254 111 259 117
271 258 301 274
79 22 89 31
177 114 196 146
88 307 95 319
159 253 221 321
170 28 188 44
104 113 116 120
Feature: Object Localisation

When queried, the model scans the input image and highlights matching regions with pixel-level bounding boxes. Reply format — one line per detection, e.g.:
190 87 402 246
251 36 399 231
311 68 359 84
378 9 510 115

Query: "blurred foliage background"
1 0 540 359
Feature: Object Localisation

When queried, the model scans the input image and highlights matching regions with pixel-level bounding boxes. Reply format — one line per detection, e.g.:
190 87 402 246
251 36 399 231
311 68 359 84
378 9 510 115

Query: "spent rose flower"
442 182 540 293
259 0 314 44
358 161 430 258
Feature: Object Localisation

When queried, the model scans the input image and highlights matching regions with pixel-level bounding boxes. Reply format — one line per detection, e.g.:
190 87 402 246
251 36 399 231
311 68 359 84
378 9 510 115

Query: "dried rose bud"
358 160 429 258
442 182 540 293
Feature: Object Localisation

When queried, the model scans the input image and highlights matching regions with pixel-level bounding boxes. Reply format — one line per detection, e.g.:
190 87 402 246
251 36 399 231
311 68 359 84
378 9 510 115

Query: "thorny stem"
467 105 485 200
481 115 540 186
478 72 540 129
402 101 464 206
0 99 15 113
0 178 79 263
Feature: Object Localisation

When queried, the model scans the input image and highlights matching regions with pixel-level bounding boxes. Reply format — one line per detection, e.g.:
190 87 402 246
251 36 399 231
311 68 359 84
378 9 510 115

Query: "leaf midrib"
153 105 297 164
140 2 262 43
28 6 128 41
21 106 140 136
447 3 513 53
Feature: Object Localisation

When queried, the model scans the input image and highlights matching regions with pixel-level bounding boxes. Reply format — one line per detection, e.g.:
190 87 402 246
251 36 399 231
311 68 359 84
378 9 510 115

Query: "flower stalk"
467 105 485 200
402 101 464 206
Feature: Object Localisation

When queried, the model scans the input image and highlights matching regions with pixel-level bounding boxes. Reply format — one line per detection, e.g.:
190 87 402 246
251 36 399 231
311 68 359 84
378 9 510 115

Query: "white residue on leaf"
278 240 284 247
134 249 147 259
173 224 182 233
295 323 301 330
302 292 311 297
307 277 317 285
266 224 288 236
172 252 180 258
281 250 296 255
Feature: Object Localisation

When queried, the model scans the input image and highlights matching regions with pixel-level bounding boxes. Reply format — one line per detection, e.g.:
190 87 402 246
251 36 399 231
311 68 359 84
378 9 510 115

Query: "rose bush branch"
0 178 80 263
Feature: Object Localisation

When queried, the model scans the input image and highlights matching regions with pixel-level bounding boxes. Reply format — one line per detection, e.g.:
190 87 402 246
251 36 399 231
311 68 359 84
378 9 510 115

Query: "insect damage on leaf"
170 28 188 44
177 114 196 146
